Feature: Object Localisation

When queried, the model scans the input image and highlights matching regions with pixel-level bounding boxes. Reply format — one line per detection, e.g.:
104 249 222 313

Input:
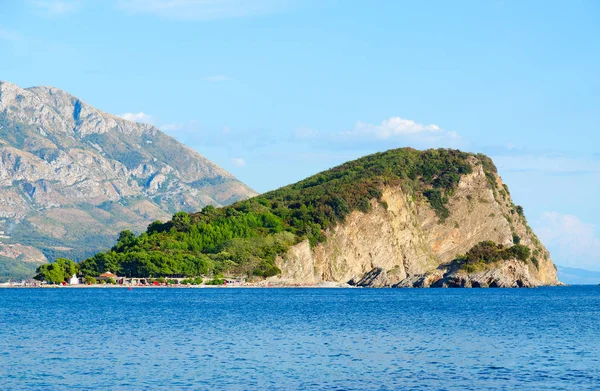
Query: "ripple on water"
1 287 600 390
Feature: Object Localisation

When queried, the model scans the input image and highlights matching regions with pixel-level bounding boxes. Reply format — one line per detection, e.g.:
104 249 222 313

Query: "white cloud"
345 117 458 140
203 75 229 82
116 0 287 20
119 112 154 124
535 212 600 271
337 116 461 148
350 117 445 139
231 157 246 167
31 0 82 16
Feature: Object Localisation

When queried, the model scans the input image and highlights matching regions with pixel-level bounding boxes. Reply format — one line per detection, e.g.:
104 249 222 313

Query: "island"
31 148 559 288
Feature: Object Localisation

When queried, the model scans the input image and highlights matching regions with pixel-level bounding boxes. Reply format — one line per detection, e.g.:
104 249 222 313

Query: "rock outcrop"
0 81 256 279
395 259 539 288
276 157 558 287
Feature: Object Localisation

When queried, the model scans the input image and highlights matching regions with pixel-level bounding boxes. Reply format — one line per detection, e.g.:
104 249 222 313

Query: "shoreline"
0 283 353 289
0 283 578 289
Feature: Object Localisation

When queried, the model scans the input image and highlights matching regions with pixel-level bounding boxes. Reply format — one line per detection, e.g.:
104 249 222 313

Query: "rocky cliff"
276 157 558 287
0 81 256 280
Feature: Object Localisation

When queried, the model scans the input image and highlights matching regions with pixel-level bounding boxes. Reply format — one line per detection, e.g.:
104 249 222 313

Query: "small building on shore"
98 271 118 281
69 274 79 285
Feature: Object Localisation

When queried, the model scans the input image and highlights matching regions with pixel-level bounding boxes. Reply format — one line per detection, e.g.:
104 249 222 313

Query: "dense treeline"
78 148 490 279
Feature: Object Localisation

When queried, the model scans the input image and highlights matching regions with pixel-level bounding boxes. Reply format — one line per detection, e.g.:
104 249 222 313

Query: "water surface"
1 287 599 390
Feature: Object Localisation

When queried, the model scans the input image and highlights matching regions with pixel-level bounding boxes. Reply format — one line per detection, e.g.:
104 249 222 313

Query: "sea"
1 286 599 390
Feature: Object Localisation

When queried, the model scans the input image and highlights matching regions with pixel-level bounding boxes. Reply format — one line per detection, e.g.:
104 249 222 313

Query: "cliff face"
276 158 558 287
0 81 256 279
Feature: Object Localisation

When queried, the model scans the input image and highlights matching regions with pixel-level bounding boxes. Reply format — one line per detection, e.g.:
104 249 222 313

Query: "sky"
0 0 599 270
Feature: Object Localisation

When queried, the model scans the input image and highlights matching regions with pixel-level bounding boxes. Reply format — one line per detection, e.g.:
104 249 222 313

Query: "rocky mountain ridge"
0 81 256 280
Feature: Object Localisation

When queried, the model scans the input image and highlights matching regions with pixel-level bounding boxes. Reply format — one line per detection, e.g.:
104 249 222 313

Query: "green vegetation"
79 148 493 279
476 153 499 191
33 258 78 284
516 205 524 216
0 256 41 283
205 278 225 285
8 217 121 264
181 276 203 285
456 241 532 273
461 261 488 274
0 87 258 282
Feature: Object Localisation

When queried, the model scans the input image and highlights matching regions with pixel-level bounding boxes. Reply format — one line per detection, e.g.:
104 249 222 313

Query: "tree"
112 230 137 252
54 258 79 280
34 264 63 284
34 258 78 284
506 244 531 262
172 211 192 232
79 252 121 277
202 205 216 214
516 205 524 216
147 220 164 234
465 241 502 264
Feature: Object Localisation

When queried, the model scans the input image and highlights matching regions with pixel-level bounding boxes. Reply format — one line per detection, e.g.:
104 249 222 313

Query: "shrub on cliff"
459 241 532 270
505 244 531 262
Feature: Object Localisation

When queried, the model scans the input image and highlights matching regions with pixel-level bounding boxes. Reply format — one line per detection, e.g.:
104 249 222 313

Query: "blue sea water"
1 287 599 390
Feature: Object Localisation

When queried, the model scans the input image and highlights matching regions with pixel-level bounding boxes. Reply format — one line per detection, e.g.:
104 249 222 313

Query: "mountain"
0 81 256 281
557 266 600 285
79 148 558 287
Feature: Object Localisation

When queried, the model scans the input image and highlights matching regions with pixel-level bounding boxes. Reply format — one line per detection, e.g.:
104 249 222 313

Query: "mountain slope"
0 81 256 280
79 148 559 287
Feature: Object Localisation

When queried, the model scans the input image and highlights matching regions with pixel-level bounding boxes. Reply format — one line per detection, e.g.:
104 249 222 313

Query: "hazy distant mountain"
557 266 600 285
0 81 256 280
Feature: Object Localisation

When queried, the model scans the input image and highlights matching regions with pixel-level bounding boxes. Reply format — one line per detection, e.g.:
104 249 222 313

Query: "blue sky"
0 0 599 270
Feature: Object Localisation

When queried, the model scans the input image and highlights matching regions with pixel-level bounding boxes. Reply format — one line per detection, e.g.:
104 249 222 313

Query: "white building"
69 274 79 285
